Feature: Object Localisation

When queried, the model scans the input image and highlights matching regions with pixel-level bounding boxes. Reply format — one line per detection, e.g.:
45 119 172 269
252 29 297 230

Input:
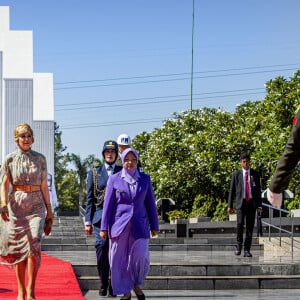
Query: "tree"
133 70 300 220
67 153 99 209
54 123 72 213
54 122 68 184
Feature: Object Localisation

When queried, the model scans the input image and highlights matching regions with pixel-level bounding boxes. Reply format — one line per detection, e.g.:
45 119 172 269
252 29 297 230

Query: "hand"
45 211 54 226
151 230 159 238
0 205 9 222
227 207 234 214
257 207 263 215
100 230 107 240
267 188 282 209
85 225 93 235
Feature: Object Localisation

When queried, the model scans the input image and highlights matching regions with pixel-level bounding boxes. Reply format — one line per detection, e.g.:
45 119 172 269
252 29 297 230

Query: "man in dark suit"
84 140 122 297
227 153 262 257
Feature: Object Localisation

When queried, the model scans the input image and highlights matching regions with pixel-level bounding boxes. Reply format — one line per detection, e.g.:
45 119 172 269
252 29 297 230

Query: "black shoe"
108 285 116 297
244 250 252 257
99 286 107 297
136 294 145 300
133 286 145 300
234 246 241 256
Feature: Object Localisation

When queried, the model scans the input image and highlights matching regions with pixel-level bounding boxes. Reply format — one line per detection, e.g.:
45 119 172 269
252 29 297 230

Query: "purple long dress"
101 169 159 295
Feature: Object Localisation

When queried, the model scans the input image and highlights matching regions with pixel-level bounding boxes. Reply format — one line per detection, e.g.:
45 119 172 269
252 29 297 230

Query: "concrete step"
46 216 300 292
73 260 298 277
72 248 300 291
83 288 300 300
43 235 259 245
42 243 263 252
77 274 300 290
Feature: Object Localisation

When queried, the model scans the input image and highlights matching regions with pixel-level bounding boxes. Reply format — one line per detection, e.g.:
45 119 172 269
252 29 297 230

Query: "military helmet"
102 140 118 158
117 133 131 146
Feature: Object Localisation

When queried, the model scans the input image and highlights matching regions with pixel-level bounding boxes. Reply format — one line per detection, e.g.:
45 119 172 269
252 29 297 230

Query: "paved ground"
83 289 300 300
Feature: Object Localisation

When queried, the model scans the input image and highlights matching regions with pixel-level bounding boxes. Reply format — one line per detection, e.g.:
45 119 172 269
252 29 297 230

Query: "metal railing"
261 202 294 254
79 205 86 218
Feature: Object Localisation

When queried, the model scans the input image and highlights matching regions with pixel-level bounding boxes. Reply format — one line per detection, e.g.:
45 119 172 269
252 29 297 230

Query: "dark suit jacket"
85 164 122 225
228 168 262 210
269 107 300 193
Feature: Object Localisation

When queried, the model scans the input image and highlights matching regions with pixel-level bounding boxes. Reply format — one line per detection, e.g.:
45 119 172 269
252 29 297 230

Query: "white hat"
117 133 131 146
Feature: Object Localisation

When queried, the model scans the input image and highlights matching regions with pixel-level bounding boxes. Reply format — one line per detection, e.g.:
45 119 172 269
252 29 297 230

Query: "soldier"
268 105 300 208
116 133 132 167
116 133 143 172
84 140 122 297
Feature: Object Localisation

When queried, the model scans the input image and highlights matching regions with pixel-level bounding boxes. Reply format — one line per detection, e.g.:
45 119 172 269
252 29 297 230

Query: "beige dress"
0 148 47 265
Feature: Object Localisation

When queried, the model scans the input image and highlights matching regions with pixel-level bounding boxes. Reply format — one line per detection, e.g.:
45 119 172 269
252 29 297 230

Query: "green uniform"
269 106 300 193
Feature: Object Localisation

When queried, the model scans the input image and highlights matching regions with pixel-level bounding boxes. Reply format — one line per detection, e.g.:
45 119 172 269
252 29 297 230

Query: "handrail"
261 202 294 254
79 205 86 218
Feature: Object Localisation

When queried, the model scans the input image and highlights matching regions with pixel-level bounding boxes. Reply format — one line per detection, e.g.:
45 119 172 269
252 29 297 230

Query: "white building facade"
0 6 54 175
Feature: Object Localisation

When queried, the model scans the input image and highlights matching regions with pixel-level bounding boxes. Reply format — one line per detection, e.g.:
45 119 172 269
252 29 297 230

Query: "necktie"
245 171 250 201
107 166 113 176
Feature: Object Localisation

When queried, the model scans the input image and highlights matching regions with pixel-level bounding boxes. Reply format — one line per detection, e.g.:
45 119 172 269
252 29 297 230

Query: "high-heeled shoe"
133 286 145 300
120 292 131 300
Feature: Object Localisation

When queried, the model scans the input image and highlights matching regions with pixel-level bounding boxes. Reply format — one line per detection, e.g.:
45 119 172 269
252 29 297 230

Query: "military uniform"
84 140 121 297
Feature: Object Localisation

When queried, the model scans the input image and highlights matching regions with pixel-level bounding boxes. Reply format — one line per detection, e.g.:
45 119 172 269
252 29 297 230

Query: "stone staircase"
42 216 300 292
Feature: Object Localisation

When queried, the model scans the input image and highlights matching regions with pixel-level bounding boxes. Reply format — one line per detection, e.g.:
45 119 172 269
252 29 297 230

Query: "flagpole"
190 0 195 110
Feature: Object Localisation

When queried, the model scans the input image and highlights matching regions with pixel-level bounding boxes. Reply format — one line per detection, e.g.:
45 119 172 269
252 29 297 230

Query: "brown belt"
13 185 41 193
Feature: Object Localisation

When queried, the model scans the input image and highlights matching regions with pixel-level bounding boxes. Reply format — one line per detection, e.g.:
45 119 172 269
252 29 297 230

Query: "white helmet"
117 133 131 146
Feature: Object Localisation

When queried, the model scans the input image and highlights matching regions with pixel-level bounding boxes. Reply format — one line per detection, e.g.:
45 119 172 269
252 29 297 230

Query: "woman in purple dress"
0 123 54 300
100 148 159 300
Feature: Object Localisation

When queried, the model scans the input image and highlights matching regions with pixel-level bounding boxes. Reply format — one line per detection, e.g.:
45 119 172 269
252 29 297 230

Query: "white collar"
105 163 115 170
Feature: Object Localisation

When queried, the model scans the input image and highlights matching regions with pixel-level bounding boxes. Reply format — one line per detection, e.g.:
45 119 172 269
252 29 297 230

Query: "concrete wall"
0 6 54 175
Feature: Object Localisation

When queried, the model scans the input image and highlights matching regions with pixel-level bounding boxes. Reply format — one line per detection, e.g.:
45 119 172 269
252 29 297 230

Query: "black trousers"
94 221 110 287
236 199 256 251
96 242 110 287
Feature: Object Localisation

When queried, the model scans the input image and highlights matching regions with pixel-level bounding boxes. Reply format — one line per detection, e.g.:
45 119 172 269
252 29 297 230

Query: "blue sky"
2 0 300 159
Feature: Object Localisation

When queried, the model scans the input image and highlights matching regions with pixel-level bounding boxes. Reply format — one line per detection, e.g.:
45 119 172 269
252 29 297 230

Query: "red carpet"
0 252 85 299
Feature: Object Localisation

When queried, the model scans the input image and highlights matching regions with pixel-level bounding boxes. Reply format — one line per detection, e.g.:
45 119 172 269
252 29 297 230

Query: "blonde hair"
14 123 34 143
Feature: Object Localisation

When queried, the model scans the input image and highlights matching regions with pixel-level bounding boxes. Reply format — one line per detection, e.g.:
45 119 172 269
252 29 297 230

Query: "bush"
167 209 189 221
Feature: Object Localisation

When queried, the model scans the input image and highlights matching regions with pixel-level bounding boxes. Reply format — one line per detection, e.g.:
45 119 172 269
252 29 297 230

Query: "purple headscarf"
121 148 139 165
121 148 140 183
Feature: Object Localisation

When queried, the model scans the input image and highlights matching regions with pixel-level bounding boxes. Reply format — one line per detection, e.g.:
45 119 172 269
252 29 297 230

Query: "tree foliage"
67 153 100 208
133 70 300 220
54 123 101 214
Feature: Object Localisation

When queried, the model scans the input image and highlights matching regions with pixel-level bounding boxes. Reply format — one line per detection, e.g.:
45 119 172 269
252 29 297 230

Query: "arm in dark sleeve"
101 176 115 231
269 109 300 193
85 169 95 223
254 171 262 208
